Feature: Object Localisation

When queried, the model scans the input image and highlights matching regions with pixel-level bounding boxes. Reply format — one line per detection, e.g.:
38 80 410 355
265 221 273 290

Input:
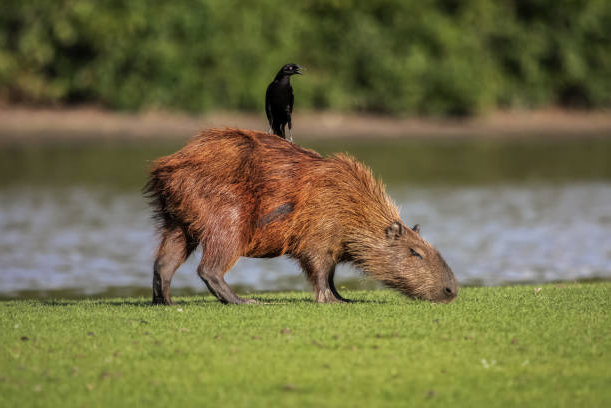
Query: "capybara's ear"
412 224 421 234
385 222 404 239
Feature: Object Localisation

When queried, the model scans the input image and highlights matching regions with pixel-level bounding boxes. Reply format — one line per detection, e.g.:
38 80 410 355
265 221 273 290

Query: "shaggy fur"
144 128 457 305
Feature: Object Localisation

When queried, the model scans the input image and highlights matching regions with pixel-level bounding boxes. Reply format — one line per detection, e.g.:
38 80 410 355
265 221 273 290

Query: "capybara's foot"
235 297 257 305
315 289 347 303
152 296 173 306
219 296 258 305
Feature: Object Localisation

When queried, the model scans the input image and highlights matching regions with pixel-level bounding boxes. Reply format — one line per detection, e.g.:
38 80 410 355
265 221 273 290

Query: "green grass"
1 283 610 408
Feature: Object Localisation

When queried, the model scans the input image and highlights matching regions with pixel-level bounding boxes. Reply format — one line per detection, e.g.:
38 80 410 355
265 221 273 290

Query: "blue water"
1 182 609 297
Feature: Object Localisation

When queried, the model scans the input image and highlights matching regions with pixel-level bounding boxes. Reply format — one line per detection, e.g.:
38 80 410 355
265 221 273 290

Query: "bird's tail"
272 123 286 139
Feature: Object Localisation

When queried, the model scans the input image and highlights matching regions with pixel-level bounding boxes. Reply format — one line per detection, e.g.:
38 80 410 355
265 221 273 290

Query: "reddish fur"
145 128 457 305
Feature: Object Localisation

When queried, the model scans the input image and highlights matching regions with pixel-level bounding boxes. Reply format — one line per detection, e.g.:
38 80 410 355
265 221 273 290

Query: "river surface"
1 136 610 298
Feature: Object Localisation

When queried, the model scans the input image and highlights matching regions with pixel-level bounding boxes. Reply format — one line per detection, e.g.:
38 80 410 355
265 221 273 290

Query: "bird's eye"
410 248 423 259
288 66 293 70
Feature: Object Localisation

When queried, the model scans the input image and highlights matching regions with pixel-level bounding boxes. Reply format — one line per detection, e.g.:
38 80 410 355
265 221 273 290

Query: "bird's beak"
295 66 304 75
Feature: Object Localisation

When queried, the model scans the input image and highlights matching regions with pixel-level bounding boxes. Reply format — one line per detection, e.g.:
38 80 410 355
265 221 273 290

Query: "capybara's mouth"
435 295 457 304
404 288 457 304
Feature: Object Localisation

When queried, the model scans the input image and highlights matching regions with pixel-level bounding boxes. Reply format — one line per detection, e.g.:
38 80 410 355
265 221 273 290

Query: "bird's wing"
265 85 273 123
288 86 294 114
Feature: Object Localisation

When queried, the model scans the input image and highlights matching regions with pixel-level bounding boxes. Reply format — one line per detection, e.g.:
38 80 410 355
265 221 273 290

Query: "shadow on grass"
27 293 395 307
33 298 209 307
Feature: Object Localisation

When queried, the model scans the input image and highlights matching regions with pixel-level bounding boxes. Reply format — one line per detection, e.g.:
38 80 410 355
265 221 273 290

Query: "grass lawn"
1 283 610 407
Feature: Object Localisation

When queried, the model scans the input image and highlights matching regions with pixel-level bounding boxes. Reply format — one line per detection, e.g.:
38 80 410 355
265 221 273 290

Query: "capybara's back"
145 128 457 305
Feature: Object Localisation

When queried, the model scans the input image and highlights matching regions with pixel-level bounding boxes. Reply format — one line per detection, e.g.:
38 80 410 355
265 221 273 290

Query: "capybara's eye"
410 248 423 259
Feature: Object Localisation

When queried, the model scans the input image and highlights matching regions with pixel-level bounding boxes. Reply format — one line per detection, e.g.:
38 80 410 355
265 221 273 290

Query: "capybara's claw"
152 297 173 306
224 297 257 305
316 289 342 304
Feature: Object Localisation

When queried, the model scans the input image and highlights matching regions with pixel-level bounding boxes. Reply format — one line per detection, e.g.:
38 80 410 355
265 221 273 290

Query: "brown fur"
144 128 457 304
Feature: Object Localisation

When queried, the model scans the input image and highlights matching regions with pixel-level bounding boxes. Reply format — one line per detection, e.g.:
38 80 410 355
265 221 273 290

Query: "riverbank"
1 107 610 143
1 284 609 407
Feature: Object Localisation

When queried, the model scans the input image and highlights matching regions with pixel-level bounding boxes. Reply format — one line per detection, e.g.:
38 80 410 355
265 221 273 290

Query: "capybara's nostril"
444 287 453 296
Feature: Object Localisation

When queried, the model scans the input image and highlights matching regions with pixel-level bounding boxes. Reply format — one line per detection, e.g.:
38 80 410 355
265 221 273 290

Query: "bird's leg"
267 110 275 134
288 119 294 143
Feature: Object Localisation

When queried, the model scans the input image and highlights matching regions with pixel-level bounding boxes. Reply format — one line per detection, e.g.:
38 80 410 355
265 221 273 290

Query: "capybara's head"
379 222 458 303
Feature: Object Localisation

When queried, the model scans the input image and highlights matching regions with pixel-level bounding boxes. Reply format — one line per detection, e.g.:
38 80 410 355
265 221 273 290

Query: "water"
1 137 610 299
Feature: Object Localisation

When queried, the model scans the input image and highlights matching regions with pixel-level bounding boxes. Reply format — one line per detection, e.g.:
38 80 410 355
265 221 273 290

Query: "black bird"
265 63 303 141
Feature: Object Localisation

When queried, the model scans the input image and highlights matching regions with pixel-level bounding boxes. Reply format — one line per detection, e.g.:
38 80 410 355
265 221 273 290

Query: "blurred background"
2 0 611 113
0 0 610 299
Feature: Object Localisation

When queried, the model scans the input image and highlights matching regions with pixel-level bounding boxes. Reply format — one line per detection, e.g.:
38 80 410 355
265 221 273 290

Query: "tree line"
1 0 609 115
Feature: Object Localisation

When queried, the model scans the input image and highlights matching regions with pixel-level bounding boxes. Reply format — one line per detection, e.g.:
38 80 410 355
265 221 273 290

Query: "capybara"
144 128 458 305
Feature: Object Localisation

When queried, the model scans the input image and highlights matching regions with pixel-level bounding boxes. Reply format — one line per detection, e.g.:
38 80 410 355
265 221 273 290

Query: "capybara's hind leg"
153 227 196 305
197 256 256 305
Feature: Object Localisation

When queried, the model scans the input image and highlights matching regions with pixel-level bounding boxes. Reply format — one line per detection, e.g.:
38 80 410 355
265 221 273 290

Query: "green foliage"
1 284 610 407
1 0 610 115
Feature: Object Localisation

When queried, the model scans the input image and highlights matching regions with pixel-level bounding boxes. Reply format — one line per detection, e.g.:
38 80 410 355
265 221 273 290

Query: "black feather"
265 63 302 140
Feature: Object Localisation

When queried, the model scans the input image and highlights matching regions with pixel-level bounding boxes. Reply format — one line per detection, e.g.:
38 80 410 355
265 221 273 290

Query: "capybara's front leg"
152 227 195 305
197 258 256 305
328 268 351 303
300 256 346 303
